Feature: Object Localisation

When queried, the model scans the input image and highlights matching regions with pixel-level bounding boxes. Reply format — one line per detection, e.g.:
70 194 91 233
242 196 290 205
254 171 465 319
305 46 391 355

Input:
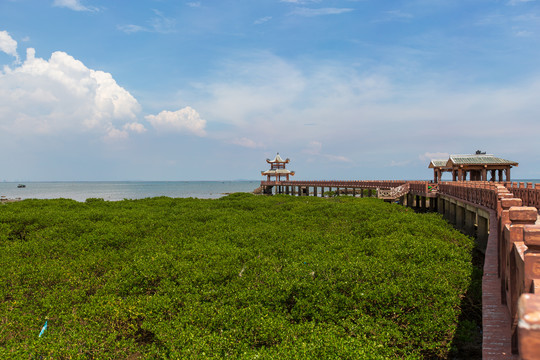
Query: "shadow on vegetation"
407 205 483 359
448 245 483 359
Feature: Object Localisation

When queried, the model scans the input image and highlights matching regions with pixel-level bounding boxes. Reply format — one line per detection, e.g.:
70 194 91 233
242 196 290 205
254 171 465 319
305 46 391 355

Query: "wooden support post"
314 187 318 197
456 205 465 231
477 215 489 251
464 209 476 237
449 202 457 224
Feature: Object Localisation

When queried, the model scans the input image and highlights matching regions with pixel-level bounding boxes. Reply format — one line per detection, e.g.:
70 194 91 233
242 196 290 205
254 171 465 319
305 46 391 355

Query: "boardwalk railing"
260 179 540 358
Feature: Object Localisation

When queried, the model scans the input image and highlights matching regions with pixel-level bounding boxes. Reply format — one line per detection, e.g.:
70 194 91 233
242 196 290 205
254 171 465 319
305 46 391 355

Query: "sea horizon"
0 180 261 202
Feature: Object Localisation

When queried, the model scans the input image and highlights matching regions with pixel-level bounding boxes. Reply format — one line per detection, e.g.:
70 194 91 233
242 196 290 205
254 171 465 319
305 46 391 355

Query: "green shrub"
0 196 474 359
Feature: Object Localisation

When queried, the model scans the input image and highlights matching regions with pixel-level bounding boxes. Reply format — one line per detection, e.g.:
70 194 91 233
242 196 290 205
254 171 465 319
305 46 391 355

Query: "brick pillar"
518 293 540 359
506 207 538 353
523 225 540 294
500 198 522 301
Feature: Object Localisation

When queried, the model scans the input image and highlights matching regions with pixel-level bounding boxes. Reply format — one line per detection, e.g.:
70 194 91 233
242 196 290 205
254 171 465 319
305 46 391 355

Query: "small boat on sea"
17 184 26 188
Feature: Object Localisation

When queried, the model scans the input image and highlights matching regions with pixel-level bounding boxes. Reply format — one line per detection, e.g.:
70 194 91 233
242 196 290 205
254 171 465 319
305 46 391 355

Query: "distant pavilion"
261 153 295 182
429 151 518 183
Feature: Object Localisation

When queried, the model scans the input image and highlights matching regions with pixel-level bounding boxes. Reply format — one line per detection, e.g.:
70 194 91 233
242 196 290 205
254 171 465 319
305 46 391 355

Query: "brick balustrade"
260 179 540 358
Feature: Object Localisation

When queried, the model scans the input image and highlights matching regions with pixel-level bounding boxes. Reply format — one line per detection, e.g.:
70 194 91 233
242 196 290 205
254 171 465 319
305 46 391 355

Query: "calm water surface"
0 181 260 202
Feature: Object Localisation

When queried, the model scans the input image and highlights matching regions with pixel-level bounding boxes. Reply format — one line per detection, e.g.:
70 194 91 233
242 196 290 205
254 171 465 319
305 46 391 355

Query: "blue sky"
1 0 540 181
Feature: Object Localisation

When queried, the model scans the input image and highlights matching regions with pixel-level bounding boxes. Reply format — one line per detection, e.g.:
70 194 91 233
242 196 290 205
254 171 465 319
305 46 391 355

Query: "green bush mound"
0 195 474 359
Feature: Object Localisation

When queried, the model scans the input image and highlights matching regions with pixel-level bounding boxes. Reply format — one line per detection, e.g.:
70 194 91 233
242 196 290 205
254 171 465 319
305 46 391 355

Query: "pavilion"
261 153 295 182
429 151 518 183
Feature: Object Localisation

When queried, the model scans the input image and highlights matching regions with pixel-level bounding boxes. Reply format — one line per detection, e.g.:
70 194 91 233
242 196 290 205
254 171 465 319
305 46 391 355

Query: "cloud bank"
146 107 207 136
0 46 143 139
52 0 97 12
0 30 19 62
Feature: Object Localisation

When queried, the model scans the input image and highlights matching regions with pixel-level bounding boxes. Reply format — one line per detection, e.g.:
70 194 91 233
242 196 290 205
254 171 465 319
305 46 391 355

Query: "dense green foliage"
0 194 474 359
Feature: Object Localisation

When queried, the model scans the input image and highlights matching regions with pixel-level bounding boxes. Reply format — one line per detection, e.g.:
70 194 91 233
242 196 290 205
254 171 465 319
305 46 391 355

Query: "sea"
0 181 261 202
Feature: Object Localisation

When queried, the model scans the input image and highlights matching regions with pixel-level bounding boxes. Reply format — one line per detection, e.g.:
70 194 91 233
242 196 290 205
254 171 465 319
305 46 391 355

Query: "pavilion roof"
262 169 295 175
428 160 449 168
446 154 518 167
267 153 289 164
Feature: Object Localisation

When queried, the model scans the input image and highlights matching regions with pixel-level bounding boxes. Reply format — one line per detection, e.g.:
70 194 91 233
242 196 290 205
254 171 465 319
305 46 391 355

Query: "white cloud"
52 0 97 12
119 10 176 34
419 152 449 162
187 2 201 7
290 7 354 17
281 0 322 3
231 137 263 148
303 141 322 155
117 24 146 34
389 160 411 167
0 48 141 138
302 141 350 162
146 107 207 136
254 16 272 25
0 30 19 62
123 122 147 134
508 0 535 5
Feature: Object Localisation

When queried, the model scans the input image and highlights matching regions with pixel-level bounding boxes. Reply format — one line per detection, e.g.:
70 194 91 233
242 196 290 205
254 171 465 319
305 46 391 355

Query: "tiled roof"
429 160 448 168
447 154 518 166
262 169 294 175
267 153 289 163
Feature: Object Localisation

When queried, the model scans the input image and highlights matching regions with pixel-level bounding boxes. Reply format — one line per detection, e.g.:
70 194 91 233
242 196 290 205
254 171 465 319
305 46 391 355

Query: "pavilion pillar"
490 169 496 182
506 167 511 182
292 186 296 196
434 170 438 183
498 169 503 182
481 168 487 181
321 187 324 197
314 187 317 197
352 188 356 197
458 168 463 181
452 170 457 181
